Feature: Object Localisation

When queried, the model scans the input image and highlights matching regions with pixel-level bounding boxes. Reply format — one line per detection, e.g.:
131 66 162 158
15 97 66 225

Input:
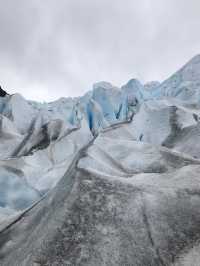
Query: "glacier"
0 55 200 265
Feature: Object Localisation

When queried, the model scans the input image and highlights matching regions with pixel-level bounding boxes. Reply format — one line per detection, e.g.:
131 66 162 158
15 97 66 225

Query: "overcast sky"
0 0 200 101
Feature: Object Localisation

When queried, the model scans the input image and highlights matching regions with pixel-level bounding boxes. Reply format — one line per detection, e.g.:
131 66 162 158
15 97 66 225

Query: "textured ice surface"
153 54 200 101
0 55 200 265
1 119 200 265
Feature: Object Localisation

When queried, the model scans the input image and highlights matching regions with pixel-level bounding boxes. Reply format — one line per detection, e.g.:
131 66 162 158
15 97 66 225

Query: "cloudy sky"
0 0 200 101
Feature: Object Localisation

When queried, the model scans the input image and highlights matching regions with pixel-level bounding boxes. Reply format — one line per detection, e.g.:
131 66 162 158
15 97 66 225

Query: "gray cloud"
0 0 200 101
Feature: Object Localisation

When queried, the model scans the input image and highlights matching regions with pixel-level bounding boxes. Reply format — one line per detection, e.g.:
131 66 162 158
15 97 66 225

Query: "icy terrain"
0 55 200 265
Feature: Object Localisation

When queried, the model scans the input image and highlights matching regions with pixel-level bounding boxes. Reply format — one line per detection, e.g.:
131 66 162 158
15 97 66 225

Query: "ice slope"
121 98 200 159
152 54 200 101
0 93 92 217
1 121 200 265
1 54 200 265
127 99 198 145
0 56 199 219
0 117 92 203
79 133 199 177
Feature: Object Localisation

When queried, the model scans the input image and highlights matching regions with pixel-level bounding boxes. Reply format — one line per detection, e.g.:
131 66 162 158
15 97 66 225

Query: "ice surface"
1 55 200 265
153 54 200 101
1 116 200 265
